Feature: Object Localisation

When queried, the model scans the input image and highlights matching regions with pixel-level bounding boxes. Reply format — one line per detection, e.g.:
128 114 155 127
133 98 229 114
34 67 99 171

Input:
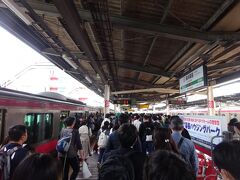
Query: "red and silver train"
0 87 101 153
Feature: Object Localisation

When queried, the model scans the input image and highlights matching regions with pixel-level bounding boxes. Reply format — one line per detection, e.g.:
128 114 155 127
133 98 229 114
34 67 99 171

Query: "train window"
24 113 53 144
24 114 36 144
44 113 53 139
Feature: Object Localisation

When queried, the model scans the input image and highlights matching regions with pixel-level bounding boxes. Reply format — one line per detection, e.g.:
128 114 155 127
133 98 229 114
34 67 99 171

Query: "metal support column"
166 99 170 115
207 86 215 116
104 84 110 116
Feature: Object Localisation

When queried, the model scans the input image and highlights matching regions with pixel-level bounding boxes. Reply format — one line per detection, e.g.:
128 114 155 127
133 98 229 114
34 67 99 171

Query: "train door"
0 109 6 143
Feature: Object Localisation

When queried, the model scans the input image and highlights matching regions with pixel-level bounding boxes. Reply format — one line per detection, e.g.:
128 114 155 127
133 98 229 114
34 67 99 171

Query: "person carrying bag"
57 117 84 180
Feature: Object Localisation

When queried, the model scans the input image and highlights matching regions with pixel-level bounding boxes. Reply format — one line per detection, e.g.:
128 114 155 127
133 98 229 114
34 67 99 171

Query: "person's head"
11 153 62 180
228 118 238 133
153 128 179 154
143 114 150 122
102 121 110 130
213 140 240 180
118 124 138 148
64 116 76 128
233 122 240 135
105 113 111 119
134 114 140 120
81 120 87 126
152 115 158 121
99 155 134 180
8 125 27 144
170 116 184 132
144 150 195 180
118 113 129 125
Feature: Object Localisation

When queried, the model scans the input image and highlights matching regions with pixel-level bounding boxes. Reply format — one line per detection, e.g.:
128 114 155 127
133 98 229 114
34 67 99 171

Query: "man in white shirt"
133 114 141 132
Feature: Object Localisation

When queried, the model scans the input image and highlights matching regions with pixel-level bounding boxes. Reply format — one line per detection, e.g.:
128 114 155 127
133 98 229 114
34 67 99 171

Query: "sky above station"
0 26 107 107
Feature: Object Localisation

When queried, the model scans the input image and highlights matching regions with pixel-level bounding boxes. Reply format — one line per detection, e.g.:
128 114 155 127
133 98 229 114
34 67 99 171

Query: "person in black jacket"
58 117 84 180
103 124 146 180
139 114 154 155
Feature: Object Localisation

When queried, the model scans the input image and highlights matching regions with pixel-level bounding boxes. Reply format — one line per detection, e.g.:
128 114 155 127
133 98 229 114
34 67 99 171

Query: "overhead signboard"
179 65 207 94
168 98 187 105
180 115 227 149
138 104 149 109
113 99 131 105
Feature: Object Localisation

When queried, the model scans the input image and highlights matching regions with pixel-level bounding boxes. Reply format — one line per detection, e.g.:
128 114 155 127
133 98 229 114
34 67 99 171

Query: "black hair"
102 121 110 131
118 124 138 148
170 116 183 131
144 150 195 180
213 140 240 179
11 153 62 180
134 114 140 120
8 125 27 142
99 155 135 180
64 116 76 126
81 120 87 126
105 113 111 119
118 113 129 125
234 122 240 131
153 128 179 154
152 115 158 121
228 118 238 126
143 114 150 120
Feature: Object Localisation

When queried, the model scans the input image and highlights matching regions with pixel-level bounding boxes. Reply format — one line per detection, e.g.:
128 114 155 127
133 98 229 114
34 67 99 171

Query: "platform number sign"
179 65 207 94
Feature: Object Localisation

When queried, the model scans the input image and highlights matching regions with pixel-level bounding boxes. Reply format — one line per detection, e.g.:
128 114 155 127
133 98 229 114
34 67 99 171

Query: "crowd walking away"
0 112 239 180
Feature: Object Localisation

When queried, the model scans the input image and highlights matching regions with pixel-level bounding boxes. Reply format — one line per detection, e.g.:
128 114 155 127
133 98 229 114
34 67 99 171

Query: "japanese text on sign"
180 115 227 149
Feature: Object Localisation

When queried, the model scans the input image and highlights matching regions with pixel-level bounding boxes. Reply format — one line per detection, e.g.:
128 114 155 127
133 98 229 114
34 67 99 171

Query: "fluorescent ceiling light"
2 0 33 25
62 54 78 70
85 76 92 84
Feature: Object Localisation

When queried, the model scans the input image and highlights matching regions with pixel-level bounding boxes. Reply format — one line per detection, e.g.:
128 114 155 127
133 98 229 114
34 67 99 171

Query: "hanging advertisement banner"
179 65 207 94
180 115 227 149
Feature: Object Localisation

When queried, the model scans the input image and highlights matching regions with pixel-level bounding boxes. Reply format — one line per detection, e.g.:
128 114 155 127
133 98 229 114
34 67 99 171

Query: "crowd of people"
0 113 240 180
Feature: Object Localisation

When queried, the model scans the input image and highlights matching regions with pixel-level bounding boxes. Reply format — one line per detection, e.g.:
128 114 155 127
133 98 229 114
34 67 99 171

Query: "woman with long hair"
153 128 179 154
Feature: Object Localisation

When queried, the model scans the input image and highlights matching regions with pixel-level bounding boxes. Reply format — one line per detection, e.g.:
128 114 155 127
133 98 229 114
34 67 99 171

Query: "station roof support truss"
119 63 173 78
8 1 240 43
111 88 179 95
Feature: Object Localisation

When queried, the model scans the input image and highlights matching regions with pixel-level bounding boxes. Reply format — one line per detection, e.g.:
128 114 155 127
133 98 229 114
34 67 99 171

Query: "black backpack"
143 125 153 142
0 146 19 180
99 155 135 180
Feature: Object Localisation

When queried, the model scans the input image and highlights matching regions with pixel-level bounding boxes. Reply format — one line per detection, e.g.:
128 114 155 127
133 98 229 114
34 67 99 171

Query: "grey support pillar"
104 84 110 117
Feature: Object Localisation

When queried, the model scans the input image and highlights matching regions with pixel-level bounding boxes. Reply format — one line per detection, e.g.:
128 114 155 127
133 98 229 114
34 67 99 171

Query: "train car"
0 87 100 153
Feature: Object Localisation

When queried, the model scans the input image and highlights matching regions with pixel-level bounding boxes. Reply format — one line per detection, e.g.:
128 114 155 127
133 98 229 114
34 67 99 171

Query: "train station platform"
77 153 98 180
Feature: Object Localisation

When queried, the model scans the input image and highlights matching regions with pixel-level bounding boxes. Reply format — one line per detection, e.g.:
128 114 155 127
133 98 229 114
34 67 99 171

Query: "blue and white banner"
180 115 227 149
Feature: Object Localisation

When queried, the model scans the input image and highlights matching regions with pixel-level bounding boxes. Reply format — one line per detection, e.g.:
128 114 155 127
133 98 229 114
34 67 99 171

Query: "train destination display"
180 115 227 149
179 65 207 94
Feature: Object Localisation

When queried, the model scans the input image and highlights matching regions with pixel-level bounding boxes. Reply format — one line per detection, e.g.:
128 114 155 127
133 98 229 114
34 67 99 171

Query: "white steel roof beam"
111 88 179 95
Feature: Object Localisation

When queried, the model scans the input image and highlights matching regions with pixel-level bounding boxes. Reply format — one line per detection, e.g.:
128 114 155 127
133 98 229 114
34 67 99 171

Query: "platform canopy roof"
0 0 240 102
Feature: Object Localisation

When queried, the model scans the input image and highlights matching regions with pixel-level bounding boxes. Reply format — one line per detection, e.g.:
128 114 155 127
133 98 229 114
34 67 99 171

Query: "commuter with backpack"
57 116 84 180
144 150 195 180
139 114 154 155
101 124 146 180
97 121 110 164
0 125 29 180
